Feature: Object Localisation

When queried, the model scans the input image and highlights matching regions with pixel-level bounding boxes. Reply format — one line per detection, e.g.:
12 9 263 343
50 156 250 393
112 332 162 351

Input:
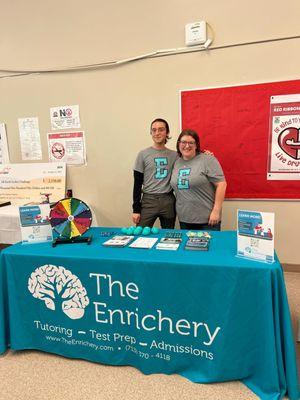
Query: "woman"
170 129 227 230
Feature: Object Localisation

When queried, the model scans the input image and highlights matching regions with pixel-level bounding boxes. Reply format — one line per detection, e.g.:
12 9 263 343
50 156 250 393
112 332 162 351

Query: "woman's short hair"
176 129 201 156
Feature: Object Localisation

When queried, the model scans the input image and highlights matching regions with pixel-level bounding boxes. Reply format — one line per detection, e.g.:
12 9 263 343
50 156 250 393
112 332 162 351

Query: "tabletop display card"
102 235 134 247
237 210 275 263
19 204 52 244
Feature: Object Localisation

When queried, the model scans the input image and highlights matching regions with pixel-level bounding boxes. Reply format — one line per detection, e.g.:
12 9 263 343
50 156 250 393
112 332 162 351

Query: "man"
132 118 177 228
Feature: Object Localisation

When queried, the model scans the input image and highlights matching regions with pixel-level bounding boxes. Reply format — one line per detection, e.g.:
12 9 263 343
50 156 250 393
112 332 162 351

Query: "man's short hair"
150 118 170 143
150 118 170 133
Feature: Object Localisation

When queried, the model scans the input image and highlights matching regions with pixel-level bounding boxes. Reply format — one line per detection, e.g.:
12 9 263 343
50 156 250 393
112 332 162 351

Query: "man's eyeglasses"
151 127 166 133
179 140 196 146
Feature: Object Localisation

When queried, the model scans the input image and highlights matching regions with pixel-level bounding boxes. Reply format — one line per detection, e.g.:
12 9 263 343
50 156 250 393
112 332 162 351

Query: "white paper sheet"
50 105 81 130
0 123 10 164
18 117 42 160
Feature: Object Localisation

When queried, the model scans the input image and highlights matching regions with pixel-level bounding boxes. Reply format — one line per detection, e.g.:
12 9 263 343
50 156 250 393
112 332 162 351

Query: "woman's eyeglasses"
179 140 196 146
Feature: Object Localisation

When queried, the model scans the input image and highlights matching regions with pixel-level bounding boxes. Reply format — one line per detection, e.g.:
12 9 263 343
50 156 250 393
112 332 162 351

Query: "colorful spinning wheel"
50 198 92 239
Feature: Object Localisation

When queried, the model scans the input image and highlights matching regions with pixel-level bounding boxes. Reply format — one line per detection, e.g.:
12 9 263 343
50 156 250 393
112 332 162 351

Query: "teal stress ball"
151 227 159 234
142 226 151 235
127 227 134 235
134 226 143 235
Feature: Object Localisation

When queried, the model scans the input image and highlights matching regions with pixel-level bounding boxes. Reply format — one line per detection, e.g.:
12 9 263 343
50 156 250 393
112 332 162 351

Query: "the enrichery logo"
278 127 300 160
28 265 89 320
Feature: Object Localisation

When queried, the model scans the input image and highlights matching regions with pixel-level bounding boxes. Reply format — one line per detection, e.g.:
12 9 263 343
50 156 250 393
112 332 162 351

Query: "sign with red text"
267 94 300 180
48 131 86 165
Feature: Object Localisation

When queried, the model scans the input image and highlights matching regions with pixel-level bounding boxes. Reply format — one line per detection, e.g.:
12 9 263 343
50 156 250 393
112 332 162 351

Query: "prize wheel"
50 198 92 239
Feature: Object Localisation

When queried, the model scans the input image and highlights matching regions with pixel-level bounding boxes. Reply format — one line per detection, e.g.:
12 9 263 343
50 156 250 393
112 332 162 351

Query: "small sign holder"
237 210 275 263
52 235 92 247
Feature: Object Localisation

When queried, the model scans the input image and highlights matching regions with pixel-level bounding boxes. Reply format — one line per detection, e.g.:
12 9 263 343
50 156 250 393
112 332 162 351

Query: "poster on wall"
237 210 274 263
267 94 300 180
18 117 42 161
50 105 81 130
0 162 66 205
0 123 10 164
181 79 300 199
47 131 86 165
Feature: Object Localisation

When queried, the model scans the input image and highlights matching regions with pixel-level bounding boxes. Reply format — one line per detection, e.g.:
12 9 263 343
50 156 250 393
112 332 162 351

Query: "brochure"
185 237 210 251
237 210 274 263
19 204 52 244
156 237 181 251
129 237 158 249
102 235 134 247
159 237 182 244
156 242 180 251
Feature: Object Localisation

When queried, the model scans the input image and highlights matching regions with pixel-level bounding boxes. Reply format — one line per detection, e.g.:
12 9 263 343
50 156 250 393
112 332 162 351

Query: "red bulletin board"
181 80 300 199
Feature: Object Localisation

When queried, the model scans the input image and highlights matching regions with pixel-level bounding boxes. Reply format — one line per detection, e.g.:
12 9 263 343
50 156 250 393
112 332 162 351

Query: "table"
0 205 22 244
0 228 299 399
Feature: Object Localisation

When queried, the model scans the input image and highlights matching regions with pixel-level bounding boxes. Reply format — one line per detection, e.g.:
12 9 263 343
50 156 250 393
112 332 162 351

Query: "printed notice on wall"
47 131 86 165
18 117 42 160
267 94 300 180
50 105 81 130
0 123 10 164
237 210 274 263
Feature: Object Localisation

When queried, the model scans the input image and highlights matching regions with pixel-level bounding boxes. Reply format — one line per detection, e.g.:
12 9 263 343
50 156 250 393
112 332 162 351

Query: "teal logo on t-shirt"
154 157 168 179
177 168 191 189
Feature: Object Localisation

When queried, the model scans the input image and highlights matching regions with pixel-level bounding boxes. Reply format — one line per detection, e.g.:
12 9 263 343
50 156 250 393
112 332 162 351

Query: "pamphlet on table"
156 237 182 251
102 235 134 247
185 237 210 251
129 237 158 249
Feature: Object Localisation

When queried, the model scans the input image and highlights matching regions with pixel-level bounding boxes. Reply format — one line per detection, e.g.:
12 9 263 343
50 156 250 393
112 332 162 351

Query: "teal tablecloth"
0 228 299 399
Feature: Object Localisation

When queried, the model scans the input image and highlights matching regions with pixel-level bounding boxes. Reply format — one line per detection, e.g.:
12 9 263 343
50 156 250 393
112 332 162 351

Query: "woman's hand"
209 181 227 225
208 209 221 225
202 149 214 156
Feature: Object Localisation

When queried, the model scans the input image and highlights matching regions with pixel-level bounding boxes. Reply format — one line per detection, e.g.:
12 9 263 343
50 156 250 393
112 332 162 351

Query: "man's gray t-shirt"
134 147 178 194
170 153 225 223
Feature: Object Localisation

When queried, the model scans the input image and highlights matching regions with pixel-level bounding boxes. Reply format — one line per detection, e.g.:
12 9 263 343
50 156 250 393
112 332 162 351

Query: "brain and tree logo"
28 265 89 319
